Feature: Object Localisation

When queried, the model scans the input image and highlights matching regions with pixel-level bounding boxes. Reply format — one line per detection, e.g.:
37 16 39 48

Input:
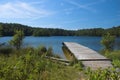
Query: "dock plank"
63 42 112 70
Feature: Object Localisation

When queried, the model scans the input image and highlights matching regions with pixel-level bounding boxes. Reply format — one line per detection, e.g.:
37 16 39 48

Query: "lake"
0 36 120 58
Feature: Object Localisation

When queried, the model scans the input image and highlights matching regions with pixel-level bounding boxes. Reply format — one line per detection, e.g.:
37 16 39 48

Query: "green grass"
85 67 120 80
112 59 120 68
106 50 120 60
104 50 120 68
0 47 81 80
100 50 120 68
0 46 120 80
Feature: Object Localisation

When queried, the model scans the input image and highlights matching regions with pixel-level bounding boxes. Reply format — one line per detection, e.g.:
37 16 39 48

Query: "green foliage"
0 23 33 36
34 46 47 57
72 61 83 71
106 50 120 60
0 47 80 80
46 47 54 56
112 59 120 68
69 58 79 66
0 47 13 55
76 28 105 36
0 25 3 37
9 30 24 50
101 33 115 53
33 29 50 36
40 46 47 53
106 26 120 37
45 47 61 58
0 22 75 36
69 58 83 71
0 22 120 37
85 67 120 80
52 54 61 58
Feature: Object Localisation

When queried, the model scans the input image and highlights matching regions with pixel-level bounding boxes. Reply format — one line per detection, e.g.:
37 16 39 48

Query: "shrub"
106 50 120 60
101 33 115 53
85 67 120 80
0 47 13 55
0 47 80 80
9 30 24 50
46 47 54 56
112 59 120 68
40 46 47 53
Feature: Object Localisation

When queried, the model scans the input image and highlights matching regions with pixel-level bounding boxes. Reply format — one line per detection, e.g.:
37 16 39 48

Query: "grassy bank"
0 46 82 80
0 45 120 80
105 50 120 68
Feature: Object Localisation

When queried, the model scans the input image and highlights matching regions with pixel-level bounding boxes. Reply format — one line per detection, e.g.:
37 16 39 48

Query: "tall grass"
106 50 120 60
0 45 120 80
85 67 120 80
0 46 80 80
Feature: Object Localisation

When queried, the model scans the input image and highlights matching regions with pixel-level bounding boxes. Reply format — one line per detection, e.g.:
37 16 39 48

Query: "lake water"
0 36 120 58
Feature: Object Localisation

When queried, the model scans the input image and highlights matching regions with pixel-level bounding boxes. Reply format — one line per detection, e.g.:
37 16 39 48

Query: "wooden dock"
63 42 112 70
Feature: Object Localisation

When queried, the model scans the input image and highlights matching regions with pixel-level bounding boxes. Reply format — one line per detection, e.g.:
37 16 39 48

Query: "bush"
40 46 47 53
112 59 120 68
69 58 83 71
0 47 13 54
9 30 24 50
46 47 54 56
85 67 120 80
35 46 47 56
106 50 120 60
0 47 80 80
101 33 115 53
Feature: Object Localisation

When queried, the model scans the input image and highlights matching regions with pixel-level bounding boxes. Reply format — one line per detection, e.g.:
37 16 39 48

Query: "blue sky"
0 0 120 30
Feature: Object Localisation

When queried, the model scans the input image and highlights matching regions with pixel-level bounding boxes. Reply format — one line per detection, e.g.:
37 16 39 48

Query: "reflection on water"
62 46 74 60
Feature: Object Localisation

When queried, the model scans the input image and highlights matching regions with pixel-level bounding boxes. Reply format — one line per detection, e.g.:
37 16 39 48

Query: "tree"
101 33 115 52
10 30 24 49
0 25 2 46
0 25 3 37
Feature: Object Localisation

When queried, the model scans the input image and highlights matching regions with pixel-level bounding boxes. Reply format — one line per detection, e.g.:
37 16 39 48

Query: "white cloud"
63 8 74 15
0 1 53 19
65 0 106 13
85 0 106 6
65 0 96 12
29 1 45 5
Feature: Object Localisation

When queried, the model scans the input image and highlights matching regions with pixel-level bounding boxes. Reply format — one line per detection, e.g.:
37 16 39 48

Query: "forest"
0 22 120 37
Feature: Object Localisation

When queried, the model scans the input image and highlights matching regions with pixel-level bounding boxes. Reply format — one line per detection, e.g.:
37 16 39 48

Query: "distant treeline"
0 23 74 36
0 22 120 37
76 27 120 36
